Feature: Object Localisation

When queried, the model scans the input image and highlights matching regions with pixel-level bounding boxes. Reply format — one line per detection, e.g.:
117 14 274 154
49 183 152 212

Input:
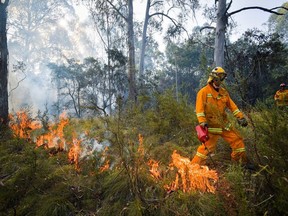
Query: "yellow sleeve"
274 91 280 101
284 90 288 101
226 94 244 119
195 88 207 123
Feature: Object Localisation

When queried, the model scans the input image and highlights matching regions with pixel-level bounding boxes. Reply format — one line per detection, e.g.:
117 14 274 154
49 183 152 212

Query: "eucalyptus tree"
268 2 288 44
84 0 200 102
164 28 214 101
8 0 73 68
214 0 288 67
86 0 129 111
49 54 127 117
139 0 199 77
7 0 96 112
82 54 127 116
84 0 137 102
49 59 91 118
0 0 9 125
8 0 72 112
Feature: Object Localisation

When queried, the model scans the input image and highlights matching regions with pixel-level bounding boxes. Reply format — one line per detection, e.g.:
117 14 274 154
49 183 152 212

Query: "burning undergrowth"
3 94 288 215
8 110 110 172
147 150 218 194
8 110 218 194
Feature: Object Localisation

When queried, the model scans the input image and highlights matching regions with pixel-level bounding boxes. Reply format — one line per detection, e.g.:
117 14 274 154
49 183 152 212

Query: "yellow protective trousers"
191 129 247 165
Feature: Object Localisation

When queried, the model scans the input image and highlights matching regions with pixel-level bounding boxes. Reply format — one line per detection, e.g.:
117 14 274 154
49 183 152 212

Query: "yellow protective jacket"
274 90 288 107
196 84 244 134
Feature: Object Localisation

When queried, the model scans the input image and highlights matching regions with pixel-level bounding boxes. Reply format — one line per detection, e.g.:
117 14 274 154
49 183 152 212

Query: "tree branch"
8 62 27 97
149 12 179 28
225 0 233 14
150 0 163 8
228 6 288 17
149 11 189 37
106 0 127 21
199 26 215 32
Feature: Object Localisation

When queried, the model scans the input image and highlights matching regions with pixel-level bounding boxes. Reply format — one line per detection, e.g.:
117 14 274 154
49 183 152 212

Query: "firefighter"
191 67 250 166
274 83 288 107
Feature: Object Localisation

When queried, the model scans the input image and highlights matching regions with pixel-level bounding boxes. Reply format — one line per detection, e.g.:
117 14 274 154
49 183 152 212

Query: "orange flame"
9 111 69 150
99 146 110 172
168 150 218 193
9 112 41 139
147 159 161 180
9 111 83 171
164 173 179 192
137 134 144 157
148 150 218 193
36 113 69 149
68 133 82 171
99 160 110 172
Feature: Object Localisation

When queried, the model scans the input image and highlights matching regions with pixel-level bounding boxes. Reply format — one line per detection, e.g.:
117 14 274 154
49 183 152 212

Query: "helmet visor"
217 73 227 81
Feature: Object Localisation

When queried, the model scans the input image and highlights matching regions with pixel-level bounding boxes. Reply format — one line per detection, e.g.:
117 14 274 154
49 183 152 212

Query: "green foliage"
247 102 288 215
63 117 105 142
211 101 288 216
268 2 288 43
2 92 288 215
101 90 198 170
148 191 224 216
224 164 251 215
226 30 288 107
144 90 197 146
252 104 288 168
35 197 75 216
0 129 101 215
164 35 214 103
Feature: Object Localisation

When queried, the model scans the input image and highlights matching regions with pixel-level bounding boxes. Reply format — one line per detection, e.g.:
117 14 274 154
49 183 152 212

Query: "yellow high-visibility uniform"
274 89 288 107
191 83 247 165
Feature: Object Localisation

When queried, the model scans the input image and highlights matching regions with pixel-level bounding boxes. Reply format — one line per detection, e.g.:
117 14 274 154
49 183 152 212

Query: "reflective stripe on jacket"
196 84 244 133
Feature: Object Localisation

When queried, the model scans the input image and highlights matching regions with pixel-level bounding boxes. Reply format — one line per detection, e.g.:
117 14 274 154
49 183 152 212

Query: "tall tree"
127 0 137 102
49 55 127 117
268 2 288 43
7 0 94 112
139 0 199 77
0 0 9 125
85 0 137 102
214 0 288 67
88 1 119 113
8 0 73 68
214 0 226 67
165 29 214 101
49 59 85 118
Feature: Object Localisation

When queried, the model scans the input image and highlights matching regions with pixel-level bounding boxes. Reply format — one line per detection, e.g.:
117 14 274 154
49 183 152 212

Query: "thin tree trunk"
127 0 137 102
107 18 112 114
139 0 150 78
0 0 9 125
214 0 227 67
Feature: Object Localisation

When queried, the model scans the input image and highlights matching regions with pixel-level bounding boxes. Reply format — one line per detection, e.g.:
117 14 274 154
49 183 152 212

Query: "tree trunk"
139 0 150 78
127 0 137 102
214 0 227 67
0 0 9 125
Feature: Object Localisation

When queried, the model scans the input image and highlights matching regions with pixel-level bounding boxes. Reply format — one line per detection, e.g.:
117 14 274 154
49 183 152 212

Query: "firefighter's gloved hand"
238 118 248 127
200 122 208 128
